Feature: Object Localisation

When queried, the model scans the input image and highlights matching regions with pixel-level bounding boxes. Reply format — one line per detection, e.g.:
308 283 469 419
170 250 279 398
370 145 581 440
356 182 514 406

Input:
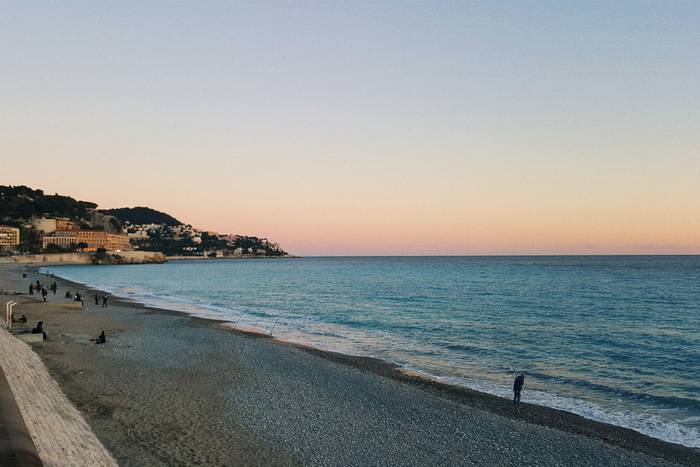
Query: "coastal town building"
127 230 150 240
0 226 20 250
56 218 78 231
42 230 132 251
41 231 79 248
31 217 78 234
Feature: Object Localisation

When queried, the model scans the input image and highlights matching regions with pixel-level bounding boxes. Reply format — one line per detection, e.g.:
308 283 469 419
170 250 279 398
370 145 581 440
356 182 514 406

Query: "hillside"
0 185 97 222
0 185 287 256
99 207 181 226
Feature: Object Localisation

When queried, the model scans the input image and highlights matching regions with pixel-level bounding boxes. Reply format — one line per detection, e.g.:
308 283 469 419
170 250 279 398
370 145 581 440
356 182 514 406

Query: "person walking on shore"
29 283 34 295
94 294 100 306
51 282 57 295
41 287 48 302
513 374 525 406
102 295 108 307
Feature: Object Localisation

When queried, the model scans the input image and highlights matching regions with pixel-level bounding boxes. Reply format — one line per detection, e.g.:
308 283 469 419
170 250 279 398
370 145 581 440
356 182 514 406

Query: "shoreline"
3 263 699 465
0 252 296 267
39 264 699 452
167 255 298 260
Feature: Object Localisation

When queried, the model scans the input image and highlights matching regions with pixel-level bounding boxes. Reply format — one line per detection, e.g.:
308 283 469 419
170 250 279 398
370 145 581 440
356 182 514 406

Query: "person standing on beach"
41 287 48 302
74 292 84 308
94 294 100 306
29 283 34 295
102 295 108 307
513 374 525 406
51 282 57 295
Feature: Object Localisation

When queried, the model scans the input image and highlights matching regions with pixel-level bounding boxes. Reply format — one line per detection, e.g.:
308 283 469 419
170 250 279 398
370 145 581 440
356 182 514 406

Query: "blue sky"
1 2 699 254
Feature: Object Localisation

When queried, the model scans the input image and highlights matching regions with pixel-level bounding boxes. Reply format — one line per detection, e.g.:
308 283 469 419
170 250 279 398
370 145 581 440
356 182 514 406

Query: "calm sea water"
46 256 700 447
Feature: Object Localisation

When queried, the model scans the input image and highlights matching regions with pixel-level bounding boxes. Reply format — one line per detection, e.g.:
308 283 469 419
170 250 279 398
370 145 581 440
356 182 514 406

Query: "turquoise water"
46 256 700 447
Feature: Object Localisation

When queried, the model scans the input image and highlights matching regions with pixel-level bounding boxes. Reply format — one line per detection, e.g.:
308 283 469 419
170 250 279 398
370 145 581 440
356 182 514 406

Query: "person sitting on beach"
91 331 106 345
65 291 73 299
12 314 27 324
31 321 47 339
513 374 525 406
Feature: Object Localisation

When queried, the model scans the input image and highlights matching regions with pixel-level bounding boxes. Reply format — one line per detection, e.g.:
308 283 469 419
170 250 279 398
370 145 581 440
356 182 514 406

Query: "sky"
1 1 699 255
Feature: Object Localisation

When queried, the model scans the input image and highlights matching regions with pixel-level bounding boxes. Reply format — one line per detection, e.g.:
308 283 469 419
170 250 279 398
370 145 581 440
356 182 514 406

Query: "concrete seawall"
0 366 42 466
0 329 117 466
0 251 166 265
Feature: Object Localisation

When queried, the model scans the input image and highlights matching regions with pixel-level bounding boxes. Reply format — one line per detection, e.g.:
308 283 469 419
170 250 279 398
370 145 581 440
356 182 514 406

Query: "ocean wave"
524 370 700 411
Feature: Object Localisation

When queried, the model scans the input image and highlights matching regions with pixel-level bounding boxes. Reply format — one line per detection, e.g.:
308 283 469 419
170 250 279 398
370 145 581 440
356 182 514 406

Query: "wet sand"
1 263 698 466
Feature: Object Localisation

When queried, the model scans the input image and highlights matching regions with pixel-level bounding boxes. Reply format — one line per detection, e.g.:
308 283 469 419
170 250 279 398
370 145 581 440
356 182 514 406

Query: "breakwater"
0 251 167 265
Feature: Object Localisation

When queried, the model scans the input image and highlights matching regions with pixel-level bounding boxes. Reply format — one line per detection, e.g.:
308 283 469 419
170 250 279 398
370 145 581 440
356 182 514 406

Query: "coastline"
1 263 698 465
166 255 298 261
0 251 166 265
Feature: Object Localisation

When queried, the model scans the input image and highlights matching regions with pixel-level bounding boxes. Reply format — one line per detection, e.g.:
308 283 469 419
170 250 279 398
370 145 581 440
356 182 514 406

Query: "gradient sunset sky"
1 2 699 256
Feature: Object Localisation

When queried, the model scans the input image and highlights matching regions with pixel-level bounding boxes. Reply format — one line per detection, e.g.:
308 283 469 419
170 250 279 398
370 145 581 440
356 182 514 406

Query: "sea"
43 256 700 448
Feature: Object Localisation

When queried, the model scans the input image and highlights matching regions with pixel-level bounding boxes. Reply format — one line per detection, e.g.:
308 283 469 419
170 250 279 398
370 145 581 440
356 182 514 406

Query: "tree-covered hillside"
0 185 288 256
0 185 97 222
99 207 181 226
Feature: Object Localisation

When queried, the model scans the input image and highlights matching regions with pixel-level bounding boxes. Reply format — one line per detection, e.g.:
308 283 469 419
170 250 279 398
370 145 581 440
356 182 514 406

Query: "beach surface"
0 263 697 466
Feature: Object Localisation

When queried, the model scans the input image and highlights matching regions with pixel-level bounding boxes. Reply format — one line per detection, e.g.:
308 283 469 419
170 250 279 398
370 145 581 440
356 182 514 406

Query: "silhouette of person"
102 295 108 307
94 331 106 345
32 321 47 339
29 284 34 295
513 374 525 406
12 314 27 324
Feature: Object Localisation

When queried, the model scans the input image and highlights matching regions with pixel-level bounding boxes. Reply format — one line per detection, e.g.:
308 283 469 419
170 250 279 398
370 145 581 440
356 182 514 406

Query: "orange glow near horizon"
3 165 698 256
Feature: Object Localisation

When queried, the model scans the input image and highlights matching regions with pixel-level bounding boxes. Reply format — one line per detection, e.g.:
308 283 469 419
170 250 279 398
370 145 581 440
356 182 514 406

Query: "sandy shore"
1 263 698 466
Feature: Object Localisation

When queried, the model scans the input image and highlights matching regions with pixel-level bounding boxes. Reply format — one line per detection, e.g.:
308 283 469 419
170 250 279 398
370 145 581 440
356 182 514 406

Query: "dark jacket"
513 375 525 391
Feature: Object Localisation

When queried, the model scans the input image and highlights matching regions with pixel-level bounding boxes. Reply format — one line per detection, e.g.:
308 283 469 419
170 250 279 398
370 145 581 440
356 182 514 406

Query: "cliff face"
91 251 167 265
